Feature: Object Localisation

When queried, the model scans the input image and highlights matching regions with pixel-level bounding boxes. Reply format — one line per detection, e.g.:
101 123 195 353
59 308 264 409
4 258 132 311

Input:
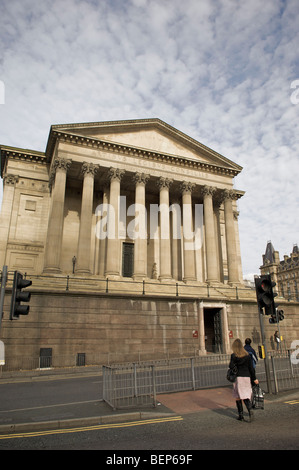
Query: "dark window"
122 242 134 277
77 353 86 366
39 348 52 368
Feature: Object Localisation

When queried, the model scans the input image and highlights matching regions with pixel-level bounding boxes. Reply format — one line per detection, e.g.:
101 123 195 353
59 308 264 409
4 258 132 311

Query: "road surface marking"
0 399 100 413
0 415 183 440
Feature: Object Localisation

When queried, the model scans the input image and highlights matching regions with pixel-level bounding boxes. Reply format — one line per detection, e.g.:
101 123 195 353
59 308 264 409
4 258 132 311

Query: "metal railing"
1 349 298 409
102 352 299 410
1 270 257 301
2 268 299 302
102 355 247 410
2 269 299 303
103 363 157 410
269 350 299 394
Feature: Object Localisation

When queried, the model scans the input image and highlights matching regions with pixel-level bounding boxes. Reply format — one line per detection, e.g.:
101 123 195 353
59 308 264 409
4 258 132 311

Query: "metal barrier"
269 351 299 394
102 355 231 410
102 363 157 410
1 351 298 409
102 353 299 410
1 270 259 301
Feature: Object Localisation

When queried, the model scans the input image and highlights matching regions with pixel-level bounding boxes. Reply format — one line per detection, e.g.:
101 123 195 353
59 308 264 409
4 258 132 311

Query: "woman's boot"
244 399 254 422
236 400 244 421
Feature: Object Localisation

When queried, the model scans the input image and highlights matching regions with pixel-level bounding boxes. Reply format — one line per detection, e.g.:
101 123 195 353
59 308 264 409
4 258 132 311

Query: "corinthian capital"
133 172 150 185
82 162 99 177
53 157 72 172
49 157 72 191
221 189 238 202
108 167 125 182
157 177 173 189
201 185 217 197
180 181 195 194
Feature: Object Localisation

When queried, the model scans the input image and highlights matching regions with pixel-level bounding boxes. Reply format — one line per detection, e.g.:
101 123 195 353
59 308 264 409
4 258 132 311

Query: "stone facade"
0 119 245 282
1 287 298 365
0 119 298 365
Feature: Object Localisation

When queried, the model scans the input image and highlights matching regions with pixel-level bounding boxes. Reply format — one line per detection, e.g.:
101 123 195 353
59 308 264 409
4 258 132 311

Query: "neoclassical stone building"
0 119 298 365
0 119 244 283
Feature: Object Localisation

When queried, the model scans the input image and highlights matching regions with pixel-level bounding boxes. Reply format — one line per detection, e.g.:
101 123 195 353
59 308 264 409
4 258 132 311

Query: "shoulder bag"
226 362 238 383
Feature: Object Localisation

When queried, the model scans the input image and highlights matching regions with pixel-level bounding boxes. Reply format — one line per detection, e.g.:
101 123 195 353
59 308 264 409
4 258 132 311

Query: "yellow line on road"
0 415 183 440
284 399 299 405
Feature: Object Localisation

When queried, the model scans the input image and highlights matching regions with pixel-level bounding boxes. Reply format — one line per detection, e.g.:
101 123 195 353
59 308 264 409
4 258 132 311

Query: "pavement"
0 372 298 435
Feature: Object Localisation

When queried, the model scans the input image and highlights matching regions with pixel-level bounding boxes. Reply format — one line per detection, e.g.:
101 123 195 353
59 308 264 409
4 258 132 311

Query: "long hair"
232 338 248 358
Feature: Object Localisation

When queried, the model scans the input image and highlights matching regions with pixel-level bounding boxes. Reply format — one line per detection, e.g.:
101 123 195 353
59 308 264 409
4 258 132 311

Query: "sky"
0 0 298 280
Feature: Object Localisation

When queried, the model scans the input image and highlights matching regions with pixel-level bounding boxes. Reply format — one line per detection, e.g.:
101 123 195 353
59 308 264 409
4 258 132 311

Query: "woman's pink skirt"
232 377 252 400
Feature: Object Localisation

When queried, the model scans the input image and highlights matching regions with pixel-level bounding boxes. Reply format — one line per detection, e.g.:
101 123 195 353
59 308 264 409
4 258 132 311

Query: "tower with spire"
261 242 299 301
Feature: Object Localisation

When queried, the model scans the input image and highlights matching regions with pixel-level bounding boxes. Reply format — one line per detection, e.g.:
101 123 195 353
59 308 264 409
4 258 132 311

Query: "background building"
261 241 299 302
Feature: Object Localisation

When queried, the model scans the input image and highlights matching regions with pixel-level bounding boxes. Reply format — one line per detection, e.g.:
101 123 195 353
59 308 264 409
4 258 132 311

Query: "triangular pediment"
49 119 242 173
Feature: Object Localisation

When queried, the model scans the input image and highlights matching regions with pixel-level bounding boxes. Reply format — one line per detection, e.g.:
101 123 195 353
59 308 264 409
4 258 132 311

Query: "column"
76 162 99 274
198 301 206 354
171 198 182 280
180 181 196 282
157 177 173 281
202 185 218 283
221 304 230 354
222 189 240 284
133 172 149 280
98 186 109 277
105 167 124 277
0 174 19 266
44 157 71 273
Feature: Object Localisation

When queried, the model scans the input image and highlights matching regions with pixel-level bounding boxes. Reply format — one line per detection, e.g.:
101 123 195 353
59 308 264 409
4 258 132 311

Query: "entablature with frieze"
48 130 241 178
55 141 241 192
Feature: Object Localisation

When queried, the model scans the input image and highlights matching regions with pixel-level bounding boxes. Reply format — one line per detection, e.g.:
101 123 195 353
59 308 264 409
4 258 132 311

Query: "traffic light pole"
0 266 8 335
275 310 283 351
258 305 272 394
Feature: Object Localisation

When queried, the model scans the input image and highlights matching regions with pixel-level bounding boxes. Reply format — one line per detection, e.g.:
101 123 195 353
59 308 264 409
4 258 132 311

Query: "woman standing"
229 338 259 422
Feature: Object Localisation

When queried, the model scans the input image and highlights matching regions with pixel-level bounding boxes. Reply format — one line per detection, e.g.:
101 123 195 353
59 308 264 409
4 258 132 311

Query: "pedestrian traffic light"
269 308 284 323
10 271 32 320
269 313 277 324
277 309 284 321
255 274 277 315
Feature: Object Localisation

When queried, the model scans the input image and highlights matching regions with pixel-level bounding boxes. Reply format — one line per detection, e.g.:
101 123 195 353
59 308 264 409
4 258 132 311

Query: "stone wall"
2 289 298 366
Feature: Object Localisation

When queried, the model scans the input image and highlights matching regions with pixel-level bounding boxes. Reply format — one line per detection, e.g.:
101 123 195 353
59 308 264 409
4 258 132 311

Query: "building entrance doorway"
204 308 223 353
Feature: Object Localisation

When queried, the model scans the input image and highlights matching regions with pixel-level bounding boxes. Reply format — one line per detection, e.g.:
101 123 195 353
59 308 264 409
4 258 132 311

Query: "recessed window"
25 200 37 211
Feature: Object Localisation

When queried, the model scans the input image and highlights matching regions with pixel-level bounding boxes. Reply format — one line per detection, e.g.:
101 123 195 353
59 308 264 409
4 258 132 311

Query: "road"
0 373 298 451
0 400 298 451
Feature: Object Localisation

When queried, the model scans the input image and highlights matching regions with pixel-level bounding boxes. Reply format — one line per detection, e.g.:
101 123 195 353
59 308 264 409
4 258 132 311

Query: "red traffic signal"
10 271 32 320
255 274 277 315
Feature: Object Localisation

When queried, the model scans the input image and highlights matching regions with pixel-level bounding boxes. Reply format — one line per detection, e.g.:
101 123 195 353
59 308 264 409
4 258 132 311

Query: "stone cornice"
0 145 46 177
46 129 241 177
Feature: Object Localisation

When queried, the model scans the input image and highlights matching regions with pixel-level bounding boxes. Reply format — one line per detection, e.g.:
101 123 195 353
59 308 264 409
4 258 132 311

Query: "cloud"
0 0 298 278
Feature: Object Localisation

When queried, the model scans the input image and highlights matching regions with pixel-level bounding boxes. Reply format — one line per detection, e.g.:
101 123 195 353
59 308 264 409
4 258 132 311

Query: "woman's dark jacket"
229 353 256 383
